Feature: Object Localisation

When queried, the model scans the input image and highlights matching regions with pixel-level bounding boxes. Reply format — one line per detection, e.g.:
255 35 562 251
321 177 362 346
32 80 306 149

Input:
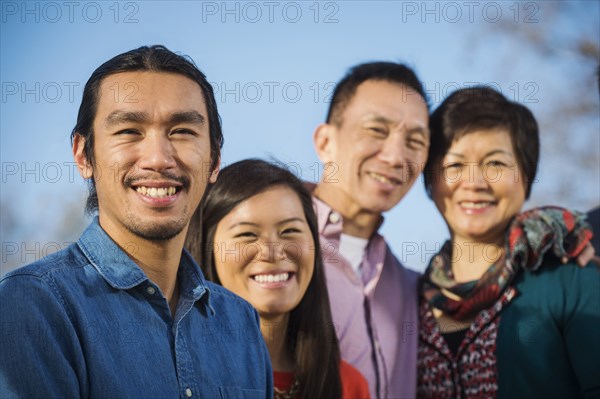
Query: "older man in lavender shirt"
310 62 430 398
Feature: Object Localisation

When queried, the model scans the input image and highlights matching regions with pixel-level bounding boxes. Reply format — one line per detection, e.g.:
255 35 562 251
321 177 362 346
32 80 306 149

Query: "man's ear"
208 158 220 184
72 133 93 179
313 123 338 164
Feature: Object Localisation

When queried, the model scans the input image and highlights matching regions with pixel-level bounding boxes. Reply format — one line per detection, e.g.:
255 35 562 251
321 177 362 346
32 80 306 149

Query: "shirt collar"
313 193 343 237
178 248 211 303
306 183 385 238
309 185 389 294
78 217 209 303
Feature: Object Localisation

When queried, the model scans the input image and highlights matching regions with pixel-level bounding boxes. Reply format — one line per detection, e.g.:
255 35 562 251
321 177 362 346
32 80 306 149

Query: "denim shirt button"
185 388 192 397
146 286 156 295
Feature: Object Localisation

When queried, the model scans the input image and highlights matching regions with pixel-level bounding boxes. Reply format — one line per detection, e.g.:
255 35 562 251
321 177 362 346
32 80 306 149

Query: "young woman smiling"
186 159 370 399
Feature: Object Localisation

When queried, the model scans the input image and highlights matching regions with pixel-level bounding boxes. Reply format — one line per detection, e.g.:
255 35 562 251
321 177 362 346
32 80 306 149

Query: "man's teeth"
253 273 290 283
136 186 177 198
368 172 398 185
461 202 492 209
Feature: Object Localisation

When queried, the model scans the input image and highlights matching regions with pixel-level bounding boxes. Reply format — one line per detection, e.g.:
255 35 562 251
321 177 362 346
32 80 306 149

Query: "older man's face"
318 80 429 215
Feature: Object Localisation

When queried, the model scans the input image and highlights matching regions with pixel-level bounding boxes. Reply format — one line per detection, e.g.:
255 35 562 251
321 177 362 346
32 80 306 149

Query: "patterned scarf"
422 206 593 321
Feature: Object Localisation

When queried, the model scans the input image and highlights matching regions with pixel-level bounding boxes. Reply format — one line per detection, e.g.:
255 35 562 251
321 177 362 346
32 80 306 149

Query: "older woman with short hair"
417 87 599 398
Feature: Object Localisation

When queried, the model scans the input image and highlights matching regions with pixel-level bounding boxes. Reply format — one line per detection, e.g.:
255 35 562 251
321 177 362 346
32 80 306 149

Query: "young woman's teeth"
253 273 290 283
136 187 177 198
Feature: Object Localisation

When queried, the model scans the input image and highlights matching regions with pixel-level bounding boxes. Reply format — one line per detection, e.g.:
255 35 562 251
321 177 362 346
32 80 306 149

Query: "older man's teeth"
368 172 398 185
253 273 290 283
136 186 177 198
461 202 492 209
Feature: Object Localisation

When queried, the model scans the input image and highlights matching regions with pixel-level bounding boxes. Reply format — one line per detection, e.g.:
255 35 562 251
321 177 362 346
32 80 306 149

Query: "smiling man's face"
315 80 429 216
74 71 217 242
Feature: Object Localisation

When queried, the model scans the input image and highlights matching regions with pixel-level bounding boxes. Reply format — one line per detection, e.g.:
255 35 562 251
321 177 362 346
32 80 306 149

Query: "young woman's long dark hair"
185 159 342 399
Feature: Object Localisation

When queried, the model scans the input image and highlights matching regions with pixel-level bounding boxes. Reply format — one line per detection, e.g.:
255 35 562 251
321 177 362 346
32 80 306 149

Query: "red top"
273 360 370 398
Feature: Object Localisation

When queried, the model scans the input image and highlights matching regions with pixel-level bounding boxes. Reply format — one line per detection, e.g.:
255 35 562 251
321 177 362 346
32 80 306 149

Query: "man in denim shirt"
0 46 273 398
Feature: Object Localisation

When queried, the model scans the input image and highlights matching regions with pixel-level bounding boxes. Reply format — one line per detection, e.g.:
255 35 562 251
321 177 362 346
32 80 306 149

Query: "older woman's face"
431 129 526 245
212 186 315 320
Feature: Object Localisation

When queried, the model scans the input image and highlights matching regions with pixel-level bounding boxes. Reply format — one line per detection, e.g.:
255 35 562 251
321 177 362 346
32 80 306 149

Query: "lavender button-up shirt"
313 196 420 399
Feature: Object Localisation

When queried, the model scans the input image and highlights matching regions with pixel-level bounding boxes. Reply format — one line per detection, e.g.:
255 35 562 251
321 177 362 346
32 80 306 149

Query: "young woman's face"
430 129 527 245
213 186 315 319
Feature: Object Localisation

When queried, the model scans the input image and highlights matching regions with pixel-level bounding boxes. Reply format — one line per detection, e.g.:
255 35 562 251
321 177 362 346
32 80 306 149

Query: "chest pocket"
219 386 265 399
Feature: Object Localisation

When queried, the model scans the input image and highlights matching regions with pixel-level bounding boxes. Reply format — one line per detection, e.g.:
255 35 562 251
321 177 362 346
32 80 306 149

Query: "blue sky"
1 1 599 274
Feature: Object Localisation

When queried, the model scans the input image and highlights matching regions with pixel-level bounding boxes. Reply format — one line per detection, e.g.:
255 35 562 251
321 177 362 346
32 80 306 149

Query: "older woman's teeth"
136 186 177 198
462 202 491 209
253 273 290 283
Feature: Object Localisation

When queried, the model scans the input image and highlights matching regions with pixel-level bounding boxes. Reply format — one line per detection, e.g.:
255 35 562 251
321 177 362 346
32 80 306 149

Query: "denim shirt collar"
77 217 210 304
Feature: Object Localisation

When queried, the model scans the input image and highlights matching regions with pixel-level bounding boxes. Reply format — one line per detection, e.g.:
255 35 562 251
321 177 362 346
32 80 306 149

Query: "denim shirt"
0 218 273 398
